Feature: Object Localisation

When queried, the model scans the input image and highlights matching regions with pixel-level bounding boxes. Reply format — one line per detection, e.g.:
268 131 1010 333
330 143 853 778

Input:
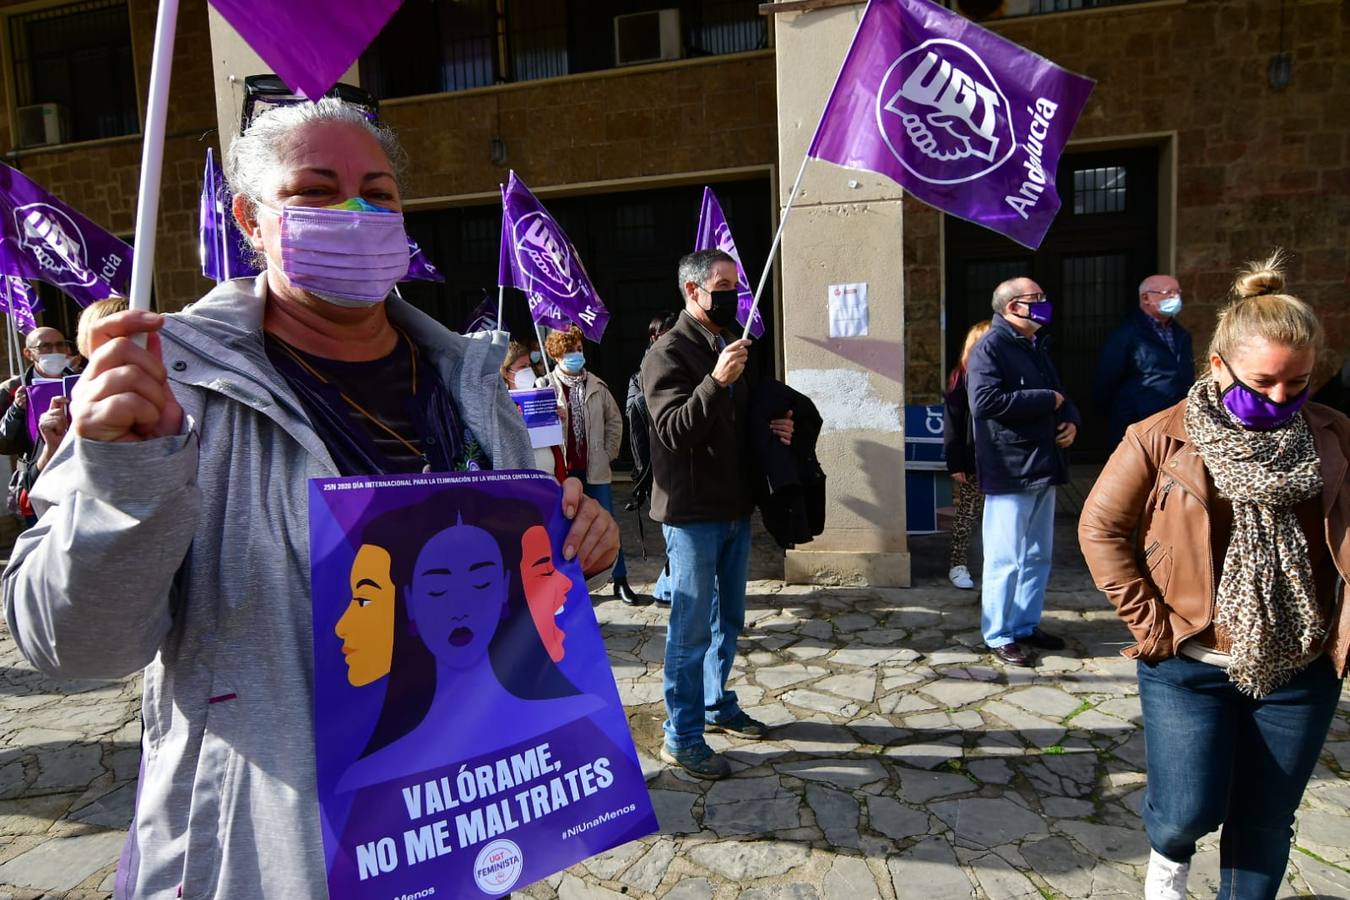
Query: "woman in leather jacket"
1079 254 1349 900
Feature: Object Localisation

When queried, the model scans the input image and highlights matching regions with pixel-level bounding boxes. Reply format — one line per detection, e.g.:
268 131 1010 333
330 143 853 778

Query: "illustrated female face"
520 524 574 663
408 523 507 669
335 544 396 687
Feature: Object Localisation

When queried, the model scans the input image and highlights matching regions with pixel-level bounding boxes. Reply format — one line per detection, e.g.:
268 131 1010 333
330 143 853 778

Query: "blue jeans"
1137 654 1342 899
661 517 752 750
980 486 1055 647
581 481 626 580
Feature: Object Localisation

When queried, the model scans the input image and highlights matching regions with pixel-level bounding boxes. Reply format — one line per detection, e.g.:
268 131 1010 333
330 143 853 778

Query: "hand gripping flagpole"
127 0 181 323
740 0 874 342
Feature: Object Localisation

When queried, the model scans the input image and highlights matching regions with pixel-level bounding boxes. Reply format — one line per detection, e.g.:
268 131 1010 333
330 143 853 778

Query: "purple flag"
1 277 38 334
199 149 445 285
404 238 445 283
808 0 1093 249
500 172 609 343
694 187 765 338
208 0 402 101
199 148 256 282
308 470 657 898
462 294 499 335
0 163 131 306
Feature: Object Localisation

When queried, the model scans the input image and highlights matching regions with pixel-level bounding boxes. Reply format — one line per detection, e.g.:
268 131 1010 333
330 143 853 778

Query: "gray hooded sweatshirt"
3 276 539 898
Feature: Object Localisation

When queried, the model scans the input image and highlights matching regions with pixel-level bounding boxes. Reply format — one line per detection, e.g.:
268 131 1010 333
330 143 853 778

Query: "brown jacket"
540 370 623 485
1078 400 1350 675
640 311 753 525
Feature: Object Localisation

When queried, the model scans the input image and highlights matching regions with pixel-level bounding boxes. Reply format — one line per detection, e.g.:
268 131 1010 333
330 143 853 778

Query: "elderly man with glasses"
966 277 1080 667
1094 274 1195 448
0 326 76 455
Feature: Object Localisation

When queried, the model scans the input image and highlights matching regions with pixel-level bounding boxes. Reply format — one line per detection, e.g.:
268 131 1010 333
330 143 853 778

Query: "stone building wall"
904 0 1349 402
0 0 218 319
383 51 779 199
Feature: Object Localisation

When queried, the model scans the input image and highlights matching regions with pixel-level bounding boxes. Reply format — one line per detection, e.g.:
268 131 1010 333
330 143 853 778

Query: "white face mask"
36 353 69 376
513 369 536 390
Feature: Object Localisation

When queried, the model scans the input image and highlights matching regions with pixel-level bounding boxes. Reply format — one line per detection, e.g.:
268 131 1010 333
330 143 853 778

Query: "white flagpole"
3 281 16 378
535 322 553 377
219 190 232 281
127 0 180 319
496 285 505 333
741 152 810 341
740 0 872 342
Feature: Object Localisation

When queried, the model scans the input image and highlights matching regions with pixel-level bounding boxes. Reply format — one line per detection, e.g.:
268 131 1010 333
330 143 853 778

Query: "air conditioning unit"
17 103 68 147
614 9 681 67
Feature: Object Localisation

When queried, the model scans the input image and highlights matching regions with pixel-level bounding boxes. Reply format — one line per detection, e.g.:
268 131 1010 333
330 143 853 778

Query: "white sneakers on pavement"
1144 849 1190 900
948 565 975 590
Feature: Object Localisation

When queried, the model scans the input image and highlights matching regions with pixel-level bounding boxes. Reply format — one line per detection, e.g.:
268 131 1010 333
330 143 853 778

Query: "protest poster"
25 379 64 444
309 469 656 898
509 388 564 450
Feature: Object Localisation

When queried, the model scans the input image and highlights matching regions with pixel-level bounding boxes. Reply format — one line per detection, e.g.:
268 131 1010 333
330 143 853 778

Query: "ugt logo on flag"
810 0 1093 249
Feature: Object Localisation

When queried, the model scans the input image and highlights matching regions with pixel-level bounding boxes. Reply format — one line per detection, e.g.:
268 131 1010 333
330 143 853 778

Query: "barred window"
10 0 138 145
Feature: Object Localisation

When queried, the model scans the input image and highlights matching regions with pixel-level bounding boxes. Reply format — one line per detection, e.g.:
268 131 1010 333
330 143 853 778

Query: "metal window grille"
459 211 498 266
508 0 569 82
10 0 137 143
1072 166 1127 215
612 202 657 255
690 0 767 56
944 0 1154 19
362 0 497 100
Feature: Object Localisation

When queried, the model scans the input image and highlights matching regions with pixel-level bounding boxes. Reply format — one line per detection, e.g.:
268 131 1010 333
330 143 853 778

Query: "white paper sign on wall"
828 282 868 338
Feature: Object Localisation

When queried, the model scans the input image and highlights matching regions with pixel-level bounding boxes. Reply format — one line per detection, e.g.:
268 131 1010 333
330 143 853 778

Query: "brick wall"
0 0 218 315
904 0 1349 403
383 52 779 199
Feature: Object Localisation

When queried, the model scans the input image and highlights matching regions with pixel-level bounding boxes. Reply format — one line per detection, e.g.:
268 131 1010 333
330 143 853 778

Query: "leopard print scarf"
556 369 588 450
1184 377 1324 697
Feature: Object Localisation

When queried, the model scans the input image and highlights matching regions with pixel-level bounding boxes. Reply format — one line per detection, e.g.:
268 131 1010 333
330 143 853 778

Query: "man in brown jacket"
642 249 793 779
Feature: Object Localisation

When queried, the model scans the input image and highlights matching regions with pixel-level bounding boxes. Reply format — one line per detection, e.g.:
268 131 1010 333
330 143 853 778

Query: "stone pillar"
774 4 910 587
205 9 360 153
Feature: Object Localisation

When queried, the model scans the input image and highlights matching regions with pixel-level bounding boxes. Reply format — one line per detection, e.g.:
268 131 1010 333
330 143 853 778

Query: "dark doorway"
943 145 1160 458
399 177 775 466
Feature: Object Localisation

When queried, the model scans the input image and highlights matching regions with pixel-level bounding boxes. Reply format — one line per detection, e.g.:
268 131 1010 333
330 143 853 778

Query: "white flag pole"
3 281 16 378
127 0 180 320
496 285 505 333
740 0 872 342
741 153 809 341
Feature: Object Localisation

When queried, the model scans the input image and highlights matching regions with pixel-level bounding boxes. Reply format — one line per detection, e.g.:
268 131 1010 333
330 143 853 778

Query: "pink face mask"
272 198 410 307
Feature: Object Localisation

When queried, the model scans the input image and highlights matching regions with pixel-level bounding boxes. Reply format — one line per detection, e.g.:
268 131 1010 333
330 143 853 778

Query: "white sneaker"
1144 849 1189 900
948 565 975 590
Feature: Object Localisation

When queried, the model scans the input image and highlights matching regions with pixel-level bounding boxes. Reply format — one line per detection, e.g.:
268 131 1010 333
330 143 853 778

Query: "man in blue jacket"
967 277 1079 667
1094 274 1194 447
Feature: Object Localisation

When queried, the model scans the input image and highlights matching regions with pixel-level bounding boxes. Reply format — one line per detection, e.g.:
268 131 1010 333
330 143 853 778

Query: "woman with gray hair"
2 97 619 897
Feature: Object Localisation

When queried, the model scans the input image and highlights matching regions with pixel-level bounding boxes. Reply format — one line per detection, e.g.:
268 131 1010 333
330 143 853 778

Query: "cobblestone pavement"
0 506 1347 899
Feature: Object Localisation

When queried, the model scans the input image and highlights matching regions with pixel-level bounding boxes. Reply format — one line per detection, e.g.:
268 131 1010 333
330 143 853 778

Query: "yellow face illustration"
335 544 397 687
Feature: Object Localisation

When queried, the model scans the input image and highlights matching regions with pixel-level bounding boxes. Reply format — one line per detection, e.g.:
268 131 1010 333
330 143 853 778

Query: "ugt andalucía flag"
808 0 1094 249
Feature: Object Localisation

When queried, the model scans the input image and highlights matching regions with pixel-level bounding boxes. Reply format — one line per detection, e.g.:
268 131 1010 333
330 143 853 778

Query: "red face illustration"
520 524 573 662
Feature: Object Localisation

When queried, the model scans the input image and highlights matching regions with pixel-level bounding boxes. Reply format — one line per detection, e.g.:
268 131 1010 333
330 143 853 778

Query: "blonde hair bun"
1233 250 1287 299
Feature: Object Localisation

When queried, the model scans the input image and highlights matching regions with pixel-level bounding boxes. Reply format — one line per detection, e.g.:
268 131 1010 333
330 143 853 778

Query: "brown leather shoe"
986 643 1034 667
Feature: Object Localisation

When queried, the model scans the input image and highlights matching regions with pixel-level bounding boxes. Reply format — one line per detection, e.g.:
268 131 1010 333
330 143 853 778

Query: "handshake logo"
876 38 1016 185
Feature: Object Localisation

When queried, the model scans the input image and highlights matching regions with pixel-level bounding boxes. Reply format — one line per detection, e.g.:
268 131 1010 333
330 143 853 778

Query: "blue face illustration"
407 523 507 670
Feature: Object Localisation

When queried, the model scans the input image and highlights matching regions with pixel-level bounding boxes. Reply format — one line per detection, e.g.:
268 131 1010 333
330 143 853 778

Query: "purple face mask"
1013 299 1053 327
1219 358 1310 431
273 198 410 307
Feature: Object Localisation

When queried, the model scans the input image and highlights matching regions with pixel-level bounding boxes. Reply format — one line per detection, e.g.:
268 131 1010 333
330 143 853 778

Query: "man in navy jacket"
1094 274 1194 447
966 277 1079 667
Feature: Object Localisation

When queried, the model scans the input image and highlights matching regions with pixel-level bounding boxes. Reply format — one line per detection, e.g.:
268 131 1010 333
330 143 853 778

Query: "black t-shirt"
264 331 490 476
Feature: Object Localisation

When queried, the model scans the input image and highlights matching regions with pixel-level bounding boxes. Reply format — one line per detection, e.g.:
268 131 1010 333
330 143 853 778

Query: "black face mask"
702 288 739 328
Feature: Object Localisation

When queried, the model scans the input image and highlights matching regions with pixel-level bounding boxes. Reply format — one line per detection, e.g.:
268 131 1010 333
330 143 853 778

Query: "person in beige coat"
542 326 646 604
